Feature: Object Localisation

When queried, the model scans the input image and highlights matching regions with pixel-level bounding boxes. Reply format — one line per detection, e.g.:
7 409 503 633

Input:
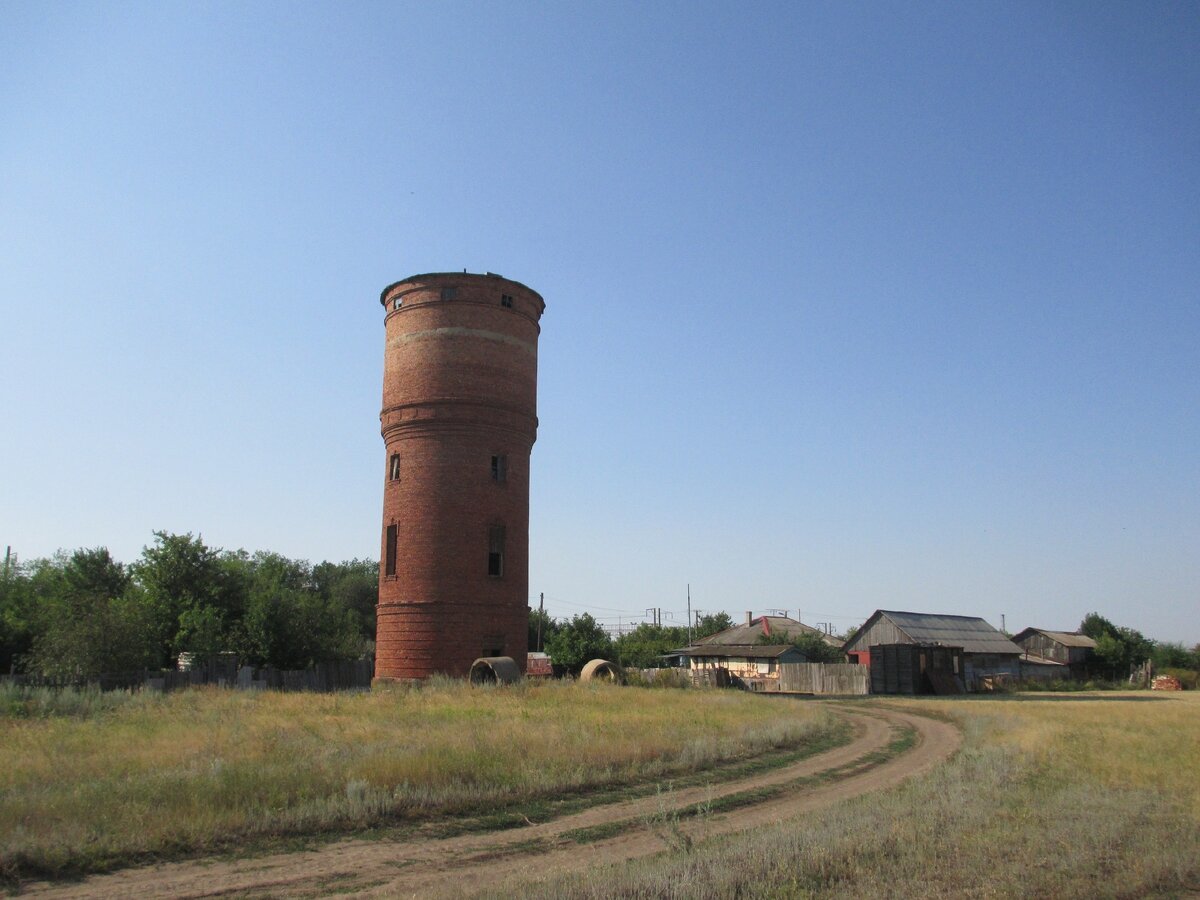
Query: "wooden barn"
843 610 1023 692
868 643 965 695
1010 628 1096 680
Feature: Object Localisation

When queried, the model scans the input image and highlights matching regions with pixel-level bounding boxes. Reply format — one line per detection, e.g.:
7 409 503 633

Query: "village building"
1010 628 1096 680
842 609 1023 692
672 613 842 686
525 651 553 678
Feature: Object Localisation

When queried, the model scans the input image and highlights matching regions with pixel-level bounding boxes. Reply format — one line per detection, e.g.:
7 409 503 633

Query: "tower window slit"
385 524 398 577
488 525 505 577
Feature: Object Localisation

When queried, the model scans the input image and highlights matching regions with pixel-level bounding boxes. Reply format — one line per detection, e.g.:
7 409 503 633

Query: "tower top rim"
379 272 544 311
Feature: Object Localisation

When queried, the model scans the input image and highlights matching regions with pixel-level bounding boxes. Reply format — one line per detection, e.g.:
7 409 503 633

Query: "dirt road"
24 704 960 898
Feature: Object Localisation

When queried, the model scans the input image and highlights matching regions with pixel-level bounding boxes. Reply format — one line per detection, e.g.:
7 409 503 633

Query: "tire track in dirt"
22 705 960 899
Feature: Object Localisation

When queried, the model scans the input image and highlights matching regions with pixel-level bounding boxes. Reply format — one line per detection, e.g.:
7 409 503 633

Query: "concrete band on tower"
374 272 545 682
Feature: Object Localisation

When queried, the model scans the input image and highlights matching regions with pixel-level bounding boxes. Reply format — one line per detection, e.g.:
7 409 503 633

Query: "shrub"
625 669 690 689
0 683 159 719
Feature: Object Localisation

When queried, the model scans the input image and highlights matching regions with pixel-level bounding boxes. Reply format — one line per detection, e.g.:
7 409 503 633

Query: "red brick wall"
375 273 544 681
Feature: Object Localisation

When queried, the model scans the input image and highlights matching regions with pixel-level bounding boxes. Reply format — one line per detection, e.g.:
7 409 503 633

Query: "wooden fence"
776 662 869 695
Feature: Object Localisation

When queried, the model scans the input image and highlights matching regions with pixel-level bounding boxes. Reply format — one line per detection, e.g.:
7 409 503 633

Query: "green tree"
175 605 228 662
25 548 158 678
613 623 690 668
1092 632 1127 674
132 532 245 666
838 622 865 643
1116 626 1153 667
1080 612 1118 642
312 558 378 640
756 628 845 663
0 549 36 674
241 552 362 669
694 612 733 640
1151 641 1197 671
1080 613 1154 678
794 631 847 663
544 612 612 673
527 607 560 653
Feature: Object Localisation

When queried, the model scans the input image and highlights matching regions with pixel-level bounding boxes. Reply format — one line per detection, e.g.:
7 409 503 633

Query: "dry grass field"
5 683 1197 897
509 691 1200 899
0 679 841 882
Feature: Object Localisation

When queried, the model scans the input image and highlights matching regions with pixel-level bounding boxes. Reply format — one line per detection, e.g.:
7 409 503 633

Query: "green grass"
0 680 841 883
0 682 164 719
509 694 1200 899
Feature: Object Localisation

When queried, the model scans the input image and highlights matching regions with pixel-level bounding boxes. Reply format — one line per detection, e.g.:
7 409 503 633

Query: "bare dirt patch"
22 704 960 899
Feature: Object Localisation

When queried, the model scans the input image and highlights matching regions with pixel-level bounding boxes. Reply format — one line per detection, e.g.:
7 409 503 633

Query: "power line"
536 595 641 615
533 594 872 626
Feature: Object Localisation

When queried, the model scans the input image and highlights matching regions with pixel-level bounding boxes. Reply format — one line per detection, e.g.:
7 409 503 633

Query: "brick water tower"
375 272 545 682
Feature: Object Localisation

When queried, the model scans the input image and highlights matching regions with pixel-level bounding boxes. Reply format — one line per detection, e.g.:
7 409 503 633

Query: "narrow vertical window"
385 524 398 577
488 525 505 577
389 453 401 481
491 454 507 483
392 297 403 310
440 287 457 301
500 293 514 308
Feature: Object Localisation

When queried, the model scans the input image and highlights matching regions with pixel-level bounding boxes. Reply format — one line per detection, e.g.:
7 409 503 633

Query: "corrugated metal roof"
683 644 801 659
877 610 1022 655
693 616 844 648
1034 630 1097 648
1019 652 1067 667
1011 627 1098 649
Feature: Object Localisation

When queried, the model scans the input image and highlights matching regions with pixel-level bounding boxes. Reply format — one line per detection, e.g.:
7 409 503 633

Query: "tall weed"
0 683 162 719
504 694 1200 899
0 681 836 881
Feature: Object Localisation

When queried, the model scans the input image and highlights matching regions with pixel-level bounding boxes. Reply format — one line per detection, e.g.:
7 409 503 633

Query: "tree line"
0 534 376 678
528 611 730 672
1079 612 1200 681
528 611 848 672
7 537 1194 683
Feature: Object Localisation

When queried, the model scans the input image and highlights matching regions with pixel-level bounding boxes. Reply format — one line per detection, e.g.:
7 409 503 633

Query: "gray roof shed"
1011 628 1097 649
844 610 1022 656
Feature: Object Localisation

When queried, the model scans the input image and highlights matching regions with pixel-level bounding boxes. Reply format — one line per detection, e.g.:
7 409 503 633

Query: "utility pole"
1001 613 1006 634
536 592 544 652
686 584 692 645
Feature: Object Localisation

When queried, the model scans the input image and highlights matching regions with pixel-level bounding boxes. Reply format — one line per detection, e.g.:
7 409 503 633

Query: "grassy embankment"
512 692 1200 899
0 679 842 882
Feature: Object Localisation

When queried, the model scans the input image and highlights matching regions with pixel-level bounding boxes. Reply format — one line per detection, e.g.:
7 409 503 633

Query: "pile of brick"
1151 674 1183 691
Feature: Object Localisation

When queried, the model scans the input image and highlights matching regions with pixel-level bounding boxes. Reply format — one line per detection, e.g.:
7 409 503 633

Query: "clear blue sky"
2 1 1197 643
